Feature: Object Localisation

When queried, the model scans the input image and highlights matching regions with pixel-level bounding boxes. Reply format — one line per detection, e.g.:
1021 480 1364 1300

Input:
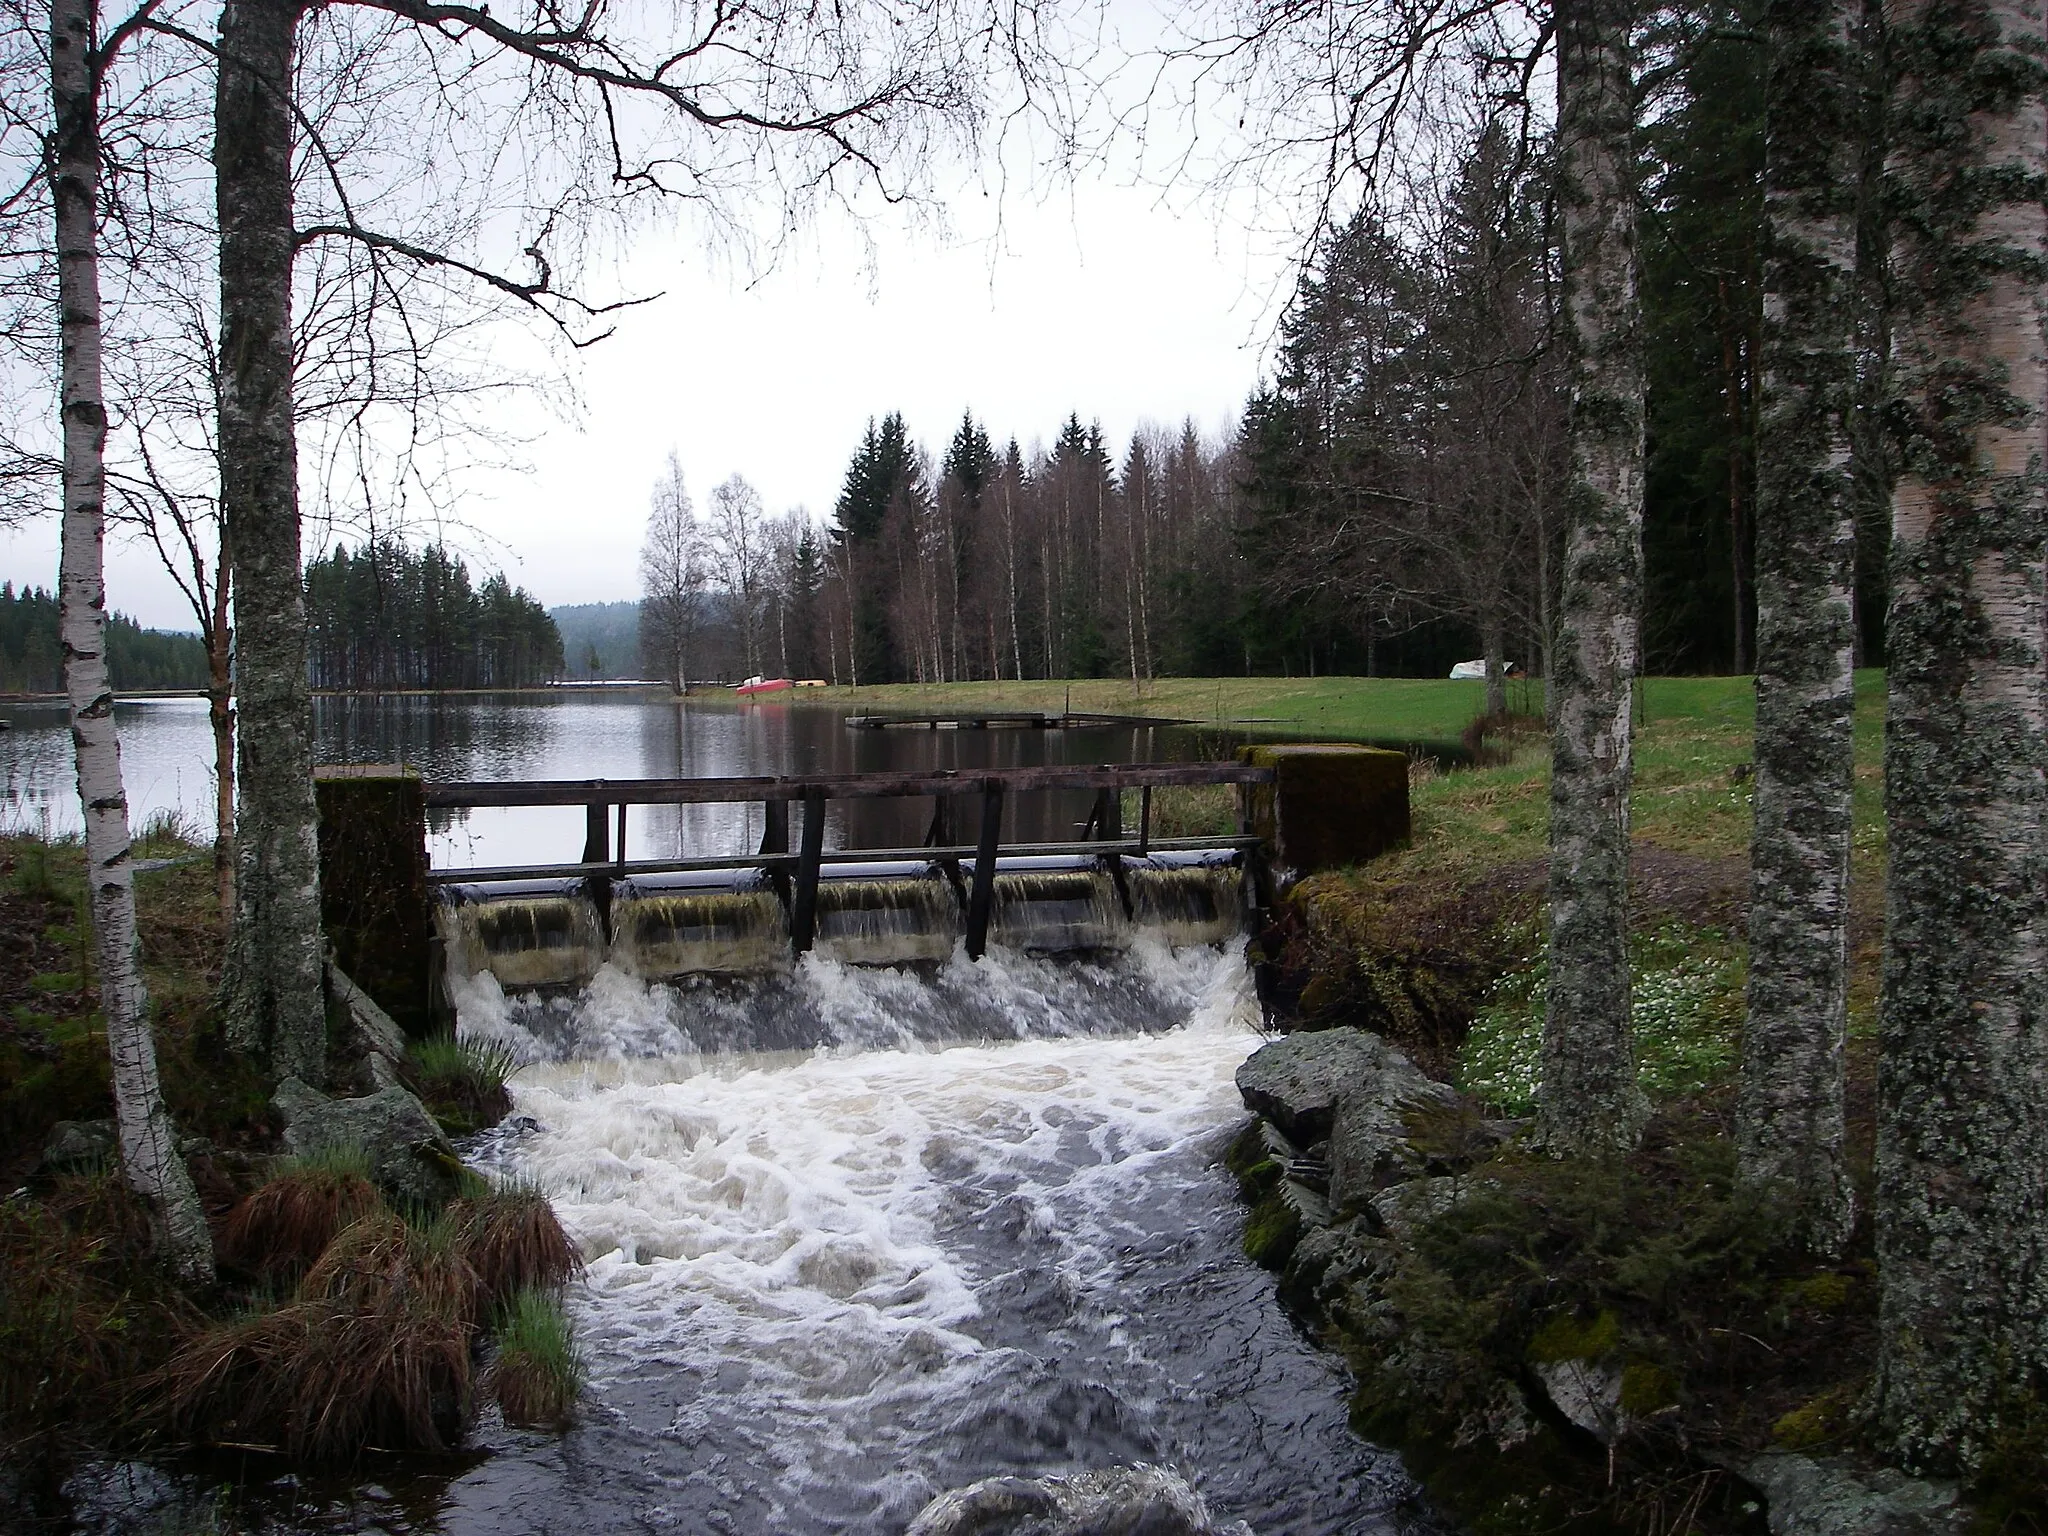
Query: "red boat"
735 676 794 696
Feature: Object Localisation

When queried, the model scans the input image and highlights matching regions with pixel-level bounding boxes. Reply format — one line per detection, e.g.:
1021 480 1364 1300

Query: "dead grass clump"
0 1180 194 1455
300 1209 479 1326
221 1148 381 1285
484 1286 584 1428
159 1210 481 1462
452 1179 582 1313
157 1293 473 1462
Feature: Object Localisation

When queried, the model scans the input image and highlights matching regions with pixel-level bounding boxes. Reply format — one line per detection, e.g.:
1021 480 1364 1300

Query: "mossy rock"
1242 1191 1301 1270
1527 1307 1621 1365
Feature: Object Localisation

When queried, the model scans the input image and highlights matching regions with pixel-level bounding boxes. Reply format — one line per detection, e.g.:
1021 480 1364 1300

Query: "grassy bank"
1222 671 2040 1532
0 829 579 1521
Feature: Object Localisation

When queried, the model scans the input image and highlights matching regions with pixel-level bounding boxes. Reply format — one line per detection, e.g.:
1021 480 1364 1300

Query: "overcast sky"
0 165 1294 631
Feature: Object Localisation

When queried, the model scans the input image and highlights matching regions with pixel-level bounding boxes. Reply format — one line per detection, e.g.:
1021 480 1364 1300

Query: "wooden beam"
582 799 608 864
789 789 826 955
965 782 1004 960
425 835 1260 886
426 760 1273 810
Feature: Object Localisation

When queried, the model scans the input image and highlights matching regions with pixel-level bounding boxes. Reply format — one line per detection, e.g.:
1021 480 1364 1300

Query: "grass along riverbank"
0 826 581 1526
1222 670 2040 1533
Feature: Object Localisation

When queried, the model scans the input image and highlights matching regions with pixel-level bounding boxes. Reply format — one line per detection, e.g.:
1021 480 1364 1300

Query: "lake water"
0 691 1238 870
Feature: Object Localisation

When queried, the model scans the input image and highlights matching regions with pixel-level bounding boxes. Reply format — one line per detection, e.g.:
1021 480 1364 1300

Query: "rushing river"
20 694 1440 1534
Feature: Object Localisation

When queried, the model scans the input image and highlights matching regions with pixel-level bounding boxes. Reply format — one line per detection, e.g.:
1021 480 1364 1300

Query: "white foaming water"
443 943 1431 1535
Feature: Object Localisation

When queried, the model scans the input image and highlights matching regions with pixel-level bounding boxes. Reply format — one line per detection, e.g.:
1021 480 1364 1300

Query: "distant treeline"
304 541 563 690
0 582 208 693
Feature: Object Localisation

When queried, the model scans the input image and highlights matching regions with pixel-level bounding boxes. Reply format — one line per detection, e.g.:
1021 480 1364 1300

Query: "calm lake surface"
0 691 1241 869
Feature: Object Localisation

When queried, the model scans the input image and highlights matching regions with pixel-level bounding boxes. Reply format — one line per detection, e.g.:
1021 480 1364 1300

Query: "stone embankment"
1229 1026 1972 1536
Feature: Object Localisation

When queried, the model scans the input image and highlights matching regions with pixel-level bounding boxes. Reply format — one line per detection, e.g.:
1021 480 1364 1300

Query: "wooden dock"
842 710 1192 731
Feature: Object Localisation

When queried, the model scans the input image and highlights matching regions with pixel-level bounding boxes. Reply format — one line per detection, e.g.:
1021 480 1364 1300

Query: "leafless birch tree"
1871 0 2048 1474
49 0 212 1282
1738 0 1862 1254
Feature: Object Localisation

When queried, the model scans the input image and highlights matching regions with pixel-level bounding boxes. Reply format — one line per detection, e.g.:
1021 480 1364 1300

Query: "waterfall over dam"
434 850 1252 1008
431 936 1437 1536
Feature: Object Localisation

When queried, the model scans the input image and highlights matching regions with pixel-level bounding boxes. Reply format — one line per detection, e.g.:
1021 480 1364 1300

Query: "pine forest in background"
0 582 207 693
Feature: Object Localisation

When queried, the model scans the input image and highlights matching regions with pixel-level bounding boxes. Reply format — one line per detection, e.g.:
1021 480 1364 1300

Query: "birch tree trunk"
1872 0 2048 1474
1541 0 1649 1157
51 0 214 1285
208 545 234 928
1739 0 1863 1255
216 0 326 1086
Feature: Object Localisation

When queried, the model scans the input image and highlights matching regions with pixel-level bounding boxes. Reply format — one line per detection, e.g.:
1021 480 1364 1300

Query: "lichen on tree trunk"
51 0 213 1285
1540 0 1649 1158
215 0 325 1086
1740 0 1863 1256
1872 0 2048 1475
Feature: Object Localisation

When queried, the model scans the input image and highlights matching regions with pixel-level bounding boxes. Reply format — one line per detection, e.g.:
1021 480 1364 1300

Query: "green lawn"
800 673 1541 743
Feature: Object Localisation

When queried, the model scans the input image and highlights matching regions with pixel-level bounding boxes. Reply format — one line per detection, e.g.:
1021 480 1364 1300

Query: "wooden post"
583 796 608 864
761 797 791 907
924 794 954 848
790 789 826 955
966 780 1004 960
614 802 628 870
1093 782 1122 841
760 798 789 855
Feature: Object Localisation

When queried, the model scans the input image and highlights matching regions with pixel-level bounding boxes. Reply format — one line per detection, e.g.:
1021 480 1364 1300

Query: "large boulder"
1235 1027 1453 1213
327 959 409 1091
272 1077 463 1210
40 1117 116 1176
1741 1453 1970 1536
1236 1026 1428 1145
905 1465 1248 1536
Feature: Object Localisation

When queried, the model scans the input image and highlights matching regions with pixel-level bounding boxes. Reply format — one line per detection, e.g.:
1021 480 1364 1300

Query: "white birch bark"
1540 0 1649 1157
51 0 214 1285
1872 0 2048 1474
1740 0 1862 1255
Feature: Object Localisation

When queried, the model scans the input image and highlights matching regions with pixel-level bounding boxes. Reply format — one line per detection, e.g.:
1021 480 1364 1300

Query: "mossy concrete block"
316 765 432 1040
1238 743 1410 875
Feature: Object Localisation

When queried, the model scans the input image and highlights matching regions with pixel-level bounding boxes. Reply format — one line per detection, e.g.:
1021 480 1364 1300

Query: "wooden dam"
311 746 1412 1033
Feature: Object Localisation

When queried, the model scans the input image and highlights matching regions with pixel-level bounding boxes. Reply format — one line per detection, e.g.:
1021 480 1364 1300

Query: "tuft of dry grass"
0 1175 196 1461
221 1148 381 1286
156 1290 474 1462
300 1209 479 1326
160 1210 481 1462
451 1178 582 1314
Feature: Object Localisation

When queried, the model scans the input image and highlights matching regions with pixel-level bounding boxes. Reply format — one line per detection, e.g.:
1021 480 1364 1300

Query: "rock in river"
273 1077 464 1209
1235 1026 1433 1146
905 1464 1249 1536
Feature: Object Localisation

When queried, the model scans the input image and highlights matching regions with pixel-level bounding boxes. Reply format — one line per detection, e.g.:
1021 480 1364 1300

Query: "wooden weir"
423 760 1276 962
